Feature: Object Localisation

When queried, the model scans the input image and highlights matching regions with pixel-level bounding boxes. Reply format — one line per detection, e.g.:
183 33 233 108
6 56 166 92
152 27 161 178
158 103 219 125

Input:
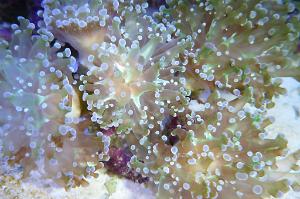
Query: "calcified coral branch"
0 0 299 198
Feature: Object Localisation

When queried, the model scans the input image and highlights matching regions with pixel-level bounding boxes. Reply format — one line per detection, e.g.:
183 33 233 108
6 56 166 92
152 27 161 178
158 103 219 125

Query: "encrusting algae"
0 0 300 198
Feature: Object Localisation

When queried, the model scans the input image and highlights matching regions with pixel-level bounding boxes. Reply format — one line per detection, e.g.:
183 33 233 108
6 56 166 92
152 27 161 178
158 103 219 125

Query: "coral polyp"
0 0 300 198
0 17 74 162
79 23 190 136
0 17 100 188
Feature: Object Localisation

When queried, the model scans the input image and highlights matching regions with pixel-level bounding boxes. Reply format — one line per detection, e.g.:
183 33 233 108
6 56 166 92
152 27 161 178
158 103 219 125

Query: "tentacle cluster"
0 0 299 198
0 17 102 188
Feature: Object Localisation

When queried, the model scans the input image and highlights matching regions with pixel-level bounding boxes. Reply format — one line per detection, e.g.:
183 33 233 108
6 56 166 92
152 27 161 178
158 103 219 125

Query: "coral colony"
0 0 300 198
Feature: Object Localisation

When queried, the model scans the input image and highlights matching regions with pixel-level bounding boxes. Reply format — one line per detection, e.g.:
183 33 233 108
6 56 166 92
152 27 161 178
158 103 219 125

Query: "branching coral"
0 0 300 199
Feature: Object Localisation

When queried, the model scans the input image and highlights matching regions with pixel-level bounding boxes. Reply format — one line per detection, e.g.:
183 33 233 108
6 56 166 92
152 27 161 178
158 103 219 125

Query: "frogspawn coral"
0 17 102 188
0 0 300 199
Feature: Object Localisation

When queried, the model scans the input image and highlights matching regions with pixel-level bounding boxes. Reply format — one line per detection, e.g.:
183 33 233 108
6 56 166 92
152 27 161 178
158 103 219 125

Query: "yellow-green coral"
0 0 299 198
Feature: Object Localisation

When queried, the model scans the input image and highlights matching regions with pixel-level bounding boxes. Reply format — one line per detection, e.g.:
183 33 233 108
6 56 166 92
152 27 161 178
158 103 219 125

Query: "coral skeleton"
0 0 300 198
